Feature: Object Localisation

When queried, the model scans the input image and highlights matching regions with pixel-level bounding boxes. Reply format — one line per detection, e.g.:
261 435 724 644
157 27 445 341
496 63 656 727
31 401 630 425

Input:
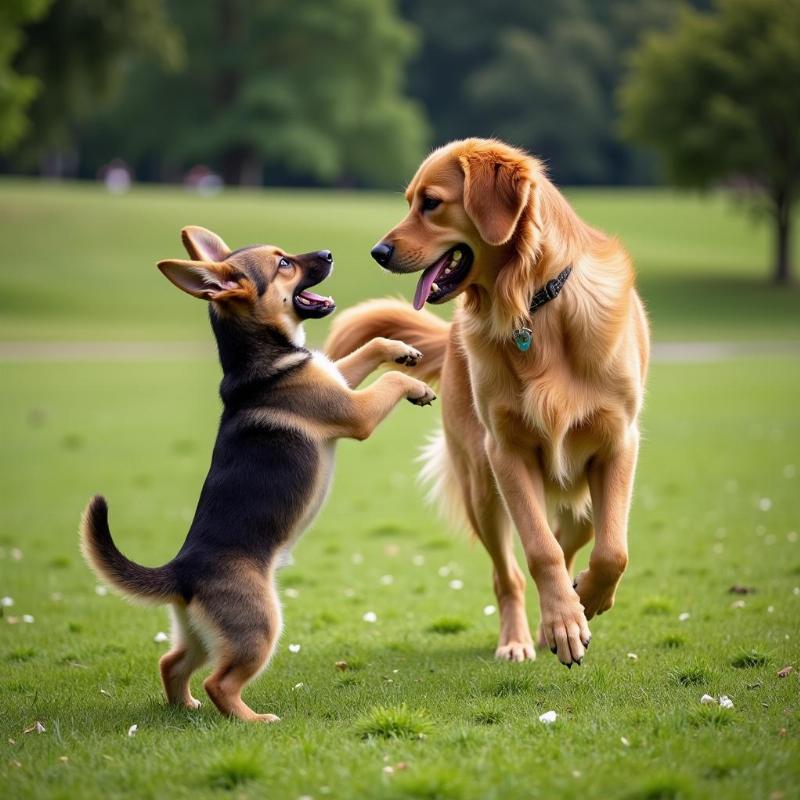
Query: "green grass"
1 183 799 798
1 356 798 799
0 179 799 342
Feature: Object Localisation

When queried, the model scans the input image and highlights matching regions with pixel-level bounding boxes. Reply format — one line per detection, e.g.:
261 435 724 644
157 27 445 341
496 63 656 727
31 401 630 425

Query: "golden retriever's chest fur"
460 314 638 498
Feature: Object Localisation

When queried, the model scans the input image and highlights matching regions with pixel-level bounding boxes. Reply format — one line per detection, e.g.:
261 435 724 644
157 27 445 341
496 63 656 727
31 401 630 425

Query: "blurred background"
0 0 798 348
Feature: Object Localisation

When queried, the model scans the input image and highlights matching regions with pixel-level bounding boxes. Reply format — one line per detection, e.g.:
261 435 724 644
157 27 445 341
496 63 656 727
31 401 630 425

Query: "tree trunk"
773 188 793 285
216 0 249 186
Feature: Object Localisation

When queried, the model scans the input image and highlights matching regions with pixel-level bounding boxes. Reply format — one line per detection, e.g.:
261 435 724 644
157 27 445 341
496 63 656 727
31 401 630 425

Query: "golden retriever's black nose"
318 250 333 262
370 241 394 266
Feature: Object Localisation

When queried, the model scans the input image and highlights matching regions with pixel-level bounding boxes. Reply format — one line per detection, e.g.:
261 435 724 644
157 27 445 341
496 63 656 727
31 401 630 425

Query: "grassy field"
0 179 799 343
1 182 799 800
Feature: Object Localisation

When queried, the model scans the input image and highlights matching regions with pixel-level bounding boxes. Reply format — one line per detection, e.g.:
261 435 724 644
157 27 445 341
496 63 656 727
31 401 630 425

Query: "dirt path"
0 340 797 363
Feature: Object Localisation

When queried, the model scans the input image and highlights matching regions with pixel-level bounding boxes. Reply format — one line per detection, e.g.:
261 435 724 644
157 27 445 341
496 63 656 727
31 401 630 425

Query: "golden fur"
327 138 649 666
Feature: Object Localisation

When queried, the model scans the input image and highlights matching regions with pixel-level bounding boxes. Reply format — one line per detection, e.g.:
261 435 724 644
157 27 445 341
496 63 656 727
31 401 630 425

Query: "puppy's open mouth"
413 245 473 310
293 271 336 319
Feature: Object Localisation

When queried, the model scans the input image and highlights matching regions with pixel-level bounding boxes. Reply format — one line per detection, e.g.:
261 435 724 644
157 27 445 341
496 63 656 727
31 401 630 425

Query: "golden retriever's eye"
422 196 442 212
278 257 292 270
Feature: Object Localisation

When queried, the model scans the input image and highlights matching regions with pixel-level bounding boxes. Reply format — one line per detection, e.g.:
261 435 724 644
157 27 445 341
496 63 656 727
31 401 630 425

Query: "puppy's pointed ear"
180 226 231 262
459 152 531 246
157 259 250 302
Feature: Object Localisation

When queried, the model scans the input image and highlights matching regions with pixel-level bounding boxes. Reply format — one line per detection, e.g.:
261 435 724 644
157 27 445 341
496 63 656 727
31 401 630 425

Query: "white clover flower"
538 710 557 724
362 611 377 623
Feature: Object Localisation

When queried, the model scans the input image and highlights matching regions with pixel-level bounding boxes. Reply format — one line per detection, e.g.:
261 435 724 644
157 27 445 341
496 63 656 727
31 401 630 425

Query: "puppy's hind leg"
200 567 283 723
159 603 208 709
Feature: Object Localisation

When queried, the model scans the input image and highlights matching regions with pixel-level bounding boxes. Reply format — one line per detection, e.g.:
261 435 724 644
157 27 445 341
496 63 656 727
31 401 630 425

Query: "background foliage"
1 0 713 188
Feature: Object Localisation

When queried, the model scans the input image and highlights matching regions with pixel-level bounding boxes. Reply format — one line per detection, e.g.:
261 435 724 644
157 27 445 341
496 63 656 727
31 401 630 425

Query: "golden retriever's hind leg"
556 509 594 578
159 604 208 709
199 570 282 723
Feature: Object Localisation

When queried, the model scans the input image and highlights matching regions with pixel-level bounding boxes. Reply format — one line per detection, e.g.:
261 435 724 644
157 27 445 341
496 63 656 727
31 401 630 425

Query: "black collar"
528 265 572 315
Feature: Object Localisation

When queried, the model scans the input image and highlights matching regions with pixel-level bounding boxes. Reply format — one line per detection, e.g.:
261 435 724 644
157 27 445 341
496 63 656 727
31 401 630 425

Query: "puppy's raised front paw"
408 384 436 406
387 340 423 366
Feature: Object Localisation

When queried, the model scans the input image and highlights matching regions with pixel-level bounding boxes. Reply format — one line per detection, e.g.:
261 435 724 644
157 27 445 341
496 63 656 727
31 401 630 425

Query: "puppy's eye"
422 196 442 212
278 257 292 270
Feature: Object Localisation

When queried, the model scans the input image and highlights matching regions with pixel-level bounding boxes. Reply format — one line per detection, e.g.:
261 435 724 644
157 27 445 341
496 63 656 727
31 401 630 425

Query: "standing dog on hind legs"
326 138 649 668
80 226 435 722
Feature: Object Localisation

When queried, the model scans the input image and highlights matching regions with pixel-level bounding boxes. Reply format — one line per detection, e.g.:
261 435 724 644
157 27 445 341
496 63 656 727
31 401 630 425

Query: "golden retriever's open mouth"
413 245 473 310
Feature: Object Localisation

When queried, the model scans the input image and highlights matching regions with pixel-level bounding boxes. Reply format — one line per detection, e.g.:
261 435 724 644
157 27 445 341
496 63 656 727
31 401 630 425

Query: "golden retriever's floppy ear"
157 259 251 302
180 226 231 262
459 148 531 246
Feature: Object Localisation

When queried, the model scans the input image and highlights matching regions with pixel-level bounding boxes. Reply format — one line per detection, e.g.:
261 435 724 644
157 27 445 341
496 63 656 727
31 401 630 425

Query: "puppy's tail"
325 298 450 385
80 495 178 605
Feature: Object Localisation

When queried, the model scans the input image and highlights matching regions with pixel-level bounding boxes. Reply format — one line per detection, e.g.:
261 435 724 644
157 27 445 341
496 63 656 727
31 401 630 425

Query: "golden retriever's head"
158 226 336 342
370 138 542 310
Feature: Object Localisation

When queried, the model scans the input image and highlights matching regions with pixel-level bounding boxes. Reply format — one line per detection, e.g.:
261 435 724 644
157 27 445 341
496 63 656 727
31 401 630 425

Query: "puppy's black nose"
370 241 394 266
318 250 333 262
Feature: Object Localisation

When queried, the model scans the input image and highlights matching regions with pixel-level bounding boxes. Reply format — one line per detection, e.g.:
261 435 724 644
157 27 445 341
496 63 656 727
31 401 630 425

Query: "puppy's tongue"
413 254 448 310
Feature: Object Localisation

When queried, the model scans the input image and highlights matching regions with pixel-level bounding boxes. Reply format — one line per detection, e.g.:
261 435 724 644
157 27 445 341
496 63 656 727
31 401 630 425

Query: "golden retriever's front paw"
539 595 591 668
495 640 536 662
574 568 620 620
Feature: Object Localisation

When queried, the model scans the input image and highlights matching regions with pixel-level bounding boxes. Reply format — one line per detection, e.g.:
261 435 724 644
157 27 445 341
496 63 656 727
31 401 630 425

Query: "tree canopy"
45 0 427 187
621 0 800 283
0 0 51 152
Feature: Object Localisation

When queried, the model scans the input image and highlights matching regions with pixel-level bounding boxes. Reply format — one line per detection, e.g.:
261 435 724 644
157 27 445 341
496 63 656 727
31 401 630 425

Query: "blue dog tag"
512 328 533 352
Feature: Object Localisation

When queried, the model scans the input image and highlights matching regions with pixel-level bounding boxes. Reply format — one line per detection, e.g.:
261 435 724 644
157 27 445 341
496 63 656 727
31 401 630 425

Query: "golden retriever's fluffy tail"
418 429 471 534
80 495 178 604
325 298 450 385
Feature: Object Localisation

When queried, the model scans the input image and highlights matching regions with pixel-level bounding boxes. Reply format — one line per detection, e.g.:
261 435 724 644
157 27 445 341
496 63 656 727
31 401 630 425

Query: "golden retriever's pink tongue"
413 255 448 310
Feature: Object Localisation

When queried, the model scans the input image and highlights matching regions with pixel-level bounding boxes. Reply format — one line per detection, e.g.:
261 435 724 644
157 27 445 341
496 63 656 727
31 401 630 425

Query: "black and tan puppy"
80 226 434 722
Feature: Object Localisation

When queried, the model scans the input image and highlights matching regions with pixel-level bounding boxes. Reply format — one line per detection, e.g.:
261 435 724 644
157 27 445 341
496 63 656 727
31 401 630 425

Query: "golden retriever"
326 138 649 667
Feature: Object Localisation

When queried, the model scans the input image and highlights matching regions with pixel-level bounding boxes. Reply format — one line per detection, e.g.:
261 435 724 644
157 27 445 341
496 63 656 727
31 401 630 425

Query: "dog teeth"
430 282 439 293
444 267 452 275
452 250 462 262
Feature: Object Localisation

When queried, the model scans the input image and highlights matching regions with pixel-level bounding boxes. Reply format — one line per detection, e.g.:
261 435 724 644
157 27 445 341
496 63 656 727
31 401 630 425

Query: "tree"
400 0 688 185
0 0 51 152
77 0 427 188
11 0 181 172
621 0 800 284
